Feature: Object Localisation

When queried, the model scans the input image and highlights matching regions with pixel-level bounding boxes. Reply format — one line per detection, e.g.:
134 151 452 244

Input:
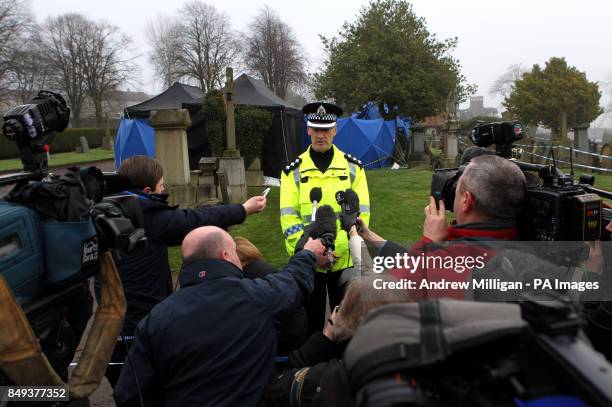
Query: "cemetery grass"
169 168 612 272
0 148 114 172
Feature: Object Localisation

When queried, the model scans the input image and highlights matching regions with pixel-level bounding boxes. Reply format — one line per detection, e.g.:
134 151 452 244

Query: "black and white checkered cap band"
307 113 337 121
307 113 337 128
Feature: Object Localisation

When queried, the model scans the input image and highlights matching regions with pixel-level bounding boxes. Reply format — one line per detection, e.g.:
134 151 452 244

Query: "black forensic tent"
127 76 304 177
182 74 303 178
234 74 303 178
125 82 204 119
124 82 211 169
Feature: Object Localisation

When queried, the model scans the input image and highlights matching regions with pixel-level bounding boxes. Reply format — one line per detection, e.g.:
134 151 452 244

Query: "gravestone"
79 137 90 154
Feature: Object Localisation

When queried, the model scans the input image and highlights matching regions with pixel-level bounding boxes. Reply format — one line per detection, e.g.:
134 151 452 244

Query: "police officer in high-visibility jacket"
280 102 370 332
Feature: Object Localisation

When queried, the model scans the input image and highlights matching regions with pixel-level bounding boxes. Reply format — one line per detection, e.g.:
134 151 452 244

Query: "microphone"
313 205 337 269
336 189 361 232
310 187 322 222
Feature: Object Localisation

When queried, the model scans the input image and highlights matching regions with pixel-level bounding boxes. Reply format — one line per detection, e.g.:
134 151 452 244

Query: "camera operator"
102 155 266 386
360 154 528 299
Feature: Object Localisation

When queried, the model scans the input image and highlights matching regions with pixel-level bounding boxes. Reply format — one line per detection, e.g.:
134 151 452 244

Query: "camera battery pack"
568 193 601 241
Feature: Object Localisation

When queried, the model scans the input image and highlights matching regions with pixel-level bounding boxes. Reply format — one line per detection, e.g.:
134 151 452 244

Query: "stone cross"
224 67 237 155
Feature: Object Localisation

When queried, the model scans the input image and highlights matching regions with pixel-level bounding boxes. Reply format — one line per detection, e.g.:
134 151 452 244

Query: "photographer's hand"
357 217 384 242
424 196 448 242
323 305 339 340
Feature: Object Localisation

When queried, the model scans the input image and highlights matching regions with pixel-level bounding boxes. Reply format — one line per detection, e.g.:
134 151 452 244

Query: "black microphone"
336 189 361 232
313 204 337 269
310 187 322 222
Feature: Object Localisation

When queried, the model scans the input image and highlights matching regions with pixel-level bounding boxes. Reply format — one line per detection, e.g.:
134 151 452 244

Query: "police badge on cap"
303 102 343 129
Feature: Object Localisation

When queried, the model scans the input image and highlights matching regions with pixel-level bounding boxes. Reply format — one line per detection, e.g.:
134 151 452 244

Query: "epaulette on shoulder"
283 157 302 175
345 153 363 168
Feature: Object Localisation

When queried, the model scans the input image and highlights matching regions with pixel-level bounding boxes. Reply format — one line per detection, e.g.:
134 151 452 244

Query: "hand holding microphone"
313 205 338 270
294 203 338 269
336 189 361 233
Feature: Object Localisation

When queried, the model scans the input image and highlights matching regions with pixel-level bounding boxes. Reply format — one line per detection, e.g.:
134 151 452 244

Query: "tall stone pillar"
149 109 196 207
573 122 590 151
219 67 247 203
408 123 430 167
572 122 590 169
440 120 459 167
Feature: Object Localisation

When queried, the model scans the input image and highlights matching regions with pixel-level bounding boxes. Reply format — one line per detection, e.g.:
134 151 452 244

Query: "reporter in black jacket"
104 156 266 386
114 226 327 407
235 236 310 355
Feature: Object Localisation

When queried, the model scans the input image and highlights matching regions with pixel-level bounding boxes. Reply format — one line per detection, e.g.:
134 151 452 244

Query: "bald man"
114 226 326 407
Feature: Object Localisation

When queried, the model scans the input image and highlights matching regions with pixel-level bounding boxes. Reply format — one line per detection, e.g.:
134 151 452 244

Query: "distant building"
419 113 446 138
458 96 498 120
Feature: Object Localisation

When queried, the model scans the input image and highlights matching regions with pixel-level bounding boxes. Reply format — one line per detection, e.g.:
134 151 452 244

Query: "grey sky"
30 0 612 110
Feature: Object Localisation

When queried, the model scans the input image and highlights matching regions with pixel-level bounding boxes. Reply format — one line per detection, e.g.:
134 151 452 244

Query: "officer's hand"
303 238 327 267
242 196 266 215
423 196 448 242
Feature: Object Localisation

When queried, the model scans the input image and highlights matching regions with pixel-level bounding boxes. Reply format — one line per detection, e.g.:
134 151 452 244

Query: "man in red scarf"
360 154 527 300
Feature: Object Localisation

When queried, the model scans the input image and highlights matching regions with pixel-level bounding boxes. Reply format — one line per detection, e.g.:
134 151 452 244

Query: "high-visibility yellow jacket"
279 145 370 272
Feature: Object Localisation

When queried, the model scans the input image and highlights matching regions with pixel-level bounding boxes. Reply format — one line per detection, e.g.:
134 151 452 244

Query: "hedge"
0 128 115 159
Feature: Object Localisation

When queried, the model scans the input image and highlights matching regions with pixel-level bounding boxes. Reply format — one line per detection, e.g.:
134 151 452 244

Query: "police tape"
518 150 612 173
513 143 612 160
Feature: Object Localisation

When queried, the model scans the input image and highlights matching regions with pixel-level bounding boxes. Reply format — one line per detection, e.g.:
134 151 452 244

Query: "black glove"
339 212 357 233
337 189 360 233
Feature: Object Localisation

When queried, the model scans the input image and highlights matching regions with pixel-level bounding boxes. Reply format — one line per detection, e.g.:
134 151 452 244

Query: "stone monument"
245 158 265 186
149 109 196 207
217 67 247 203
408 123 430 167
440 91 460 167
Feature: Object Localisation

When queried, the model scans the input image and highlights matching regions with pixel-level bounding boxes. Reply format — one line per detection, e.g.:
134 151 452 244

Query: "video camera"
0 91 146 387
431 121 612 242
346 294 612 407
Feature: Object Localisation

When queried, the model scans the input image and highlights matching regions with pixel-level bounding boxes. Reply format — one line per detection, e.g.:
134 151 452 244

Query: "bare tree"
175 1 239 92
6 31 53 103
41 14 138 127
146 15 183 88
0 0 34 99
81 20 139 127
243 6 307 99
40 14 89 127
489 64 527 100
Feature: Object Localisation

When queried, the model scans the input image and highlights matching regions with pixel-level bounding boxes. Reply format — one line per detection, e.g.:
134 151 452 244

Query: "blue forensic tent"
353 101 383 120
118 82 212 170
302 115 410 169
114 118 155 168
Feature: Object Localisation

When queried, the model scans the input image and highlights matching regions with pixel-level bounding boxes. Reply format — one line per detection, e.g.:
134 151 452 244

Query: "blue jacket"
114 190 247 336
114 249 317 407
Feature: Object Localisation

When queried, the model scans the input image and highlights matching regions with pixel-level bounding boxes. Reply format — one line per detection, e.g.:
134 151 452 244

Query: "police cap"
303 102 343 129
